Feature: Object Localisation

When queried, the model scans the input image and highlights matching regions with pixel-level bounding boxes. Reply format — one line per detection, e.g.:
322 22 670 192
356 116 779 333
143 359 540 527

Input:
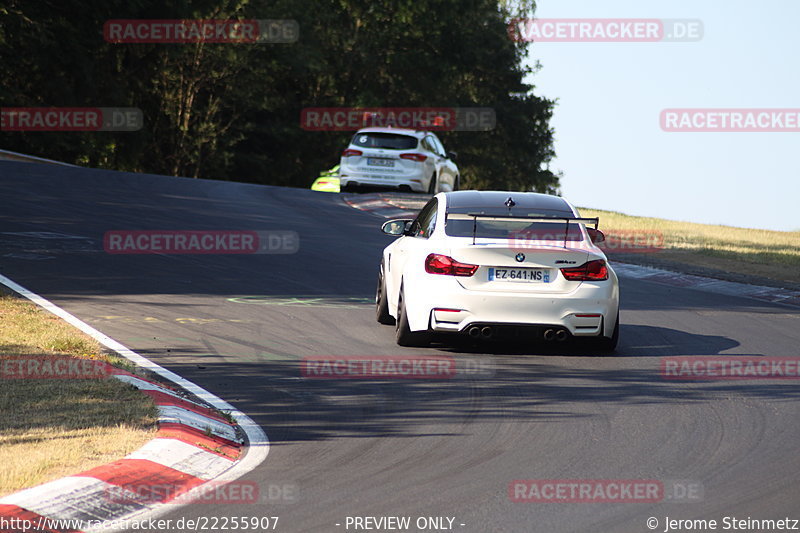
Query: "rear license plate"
488 267 550 283
367 158 395 167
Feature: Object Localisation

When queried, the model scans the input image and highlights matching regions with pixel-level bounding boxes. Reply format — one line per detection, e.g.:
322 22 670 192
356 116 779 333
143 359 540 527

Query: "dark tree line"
0 0 560 193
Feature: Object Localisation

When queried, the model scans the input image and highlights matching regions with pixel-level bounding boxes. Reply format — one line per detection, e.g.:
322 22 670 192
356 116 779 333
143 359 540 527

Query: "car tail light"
560 259 608 281
400 153 427 163
342 149 362 157
425 254 478 277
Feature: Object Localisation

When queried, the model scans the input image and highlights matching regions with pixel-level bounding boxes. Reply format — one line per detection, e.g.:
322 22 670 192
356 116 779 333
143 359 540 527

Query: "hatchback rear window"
351 133 418 150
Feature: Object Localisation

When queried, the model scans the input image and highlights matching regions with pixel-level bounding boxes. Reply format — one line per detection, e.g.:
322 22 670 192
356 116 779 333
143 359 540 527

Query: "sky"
522 0 800 231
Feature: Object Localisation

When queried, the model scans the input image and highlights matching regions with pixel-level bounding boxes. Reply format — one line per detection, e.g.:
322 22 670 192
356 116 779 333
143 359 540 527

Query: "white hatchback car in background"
375 190 620 351
339 127 459 193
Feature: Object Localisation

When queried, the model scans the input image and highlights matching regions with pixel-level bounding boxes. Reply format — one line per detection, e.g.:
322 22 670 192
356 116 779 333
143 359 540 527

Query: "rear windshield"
445 207 584 241
351 132 418 150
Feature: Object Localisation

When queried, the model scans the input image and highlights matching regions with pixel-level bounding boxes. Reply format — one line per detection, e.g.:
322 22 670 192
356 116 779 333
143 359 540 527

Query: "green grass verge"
0 294 157 496
579 207 800 285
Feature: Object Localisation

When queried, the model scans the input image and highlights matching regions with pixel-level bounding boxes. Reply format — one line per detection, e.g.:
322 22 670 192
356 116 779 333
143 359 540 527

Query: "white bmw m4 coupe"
375 190 620 351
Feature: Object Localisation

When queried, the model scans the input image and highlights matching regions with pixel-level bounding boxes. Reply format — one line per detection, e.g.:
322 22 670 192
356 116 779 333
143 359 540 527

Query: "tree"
0 0 559 193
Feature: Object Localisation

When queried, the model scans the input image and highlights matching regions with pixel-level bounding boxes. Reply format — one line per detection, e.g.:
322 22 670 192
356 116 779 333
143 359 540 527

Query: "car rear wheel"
594 312 619 353
395 288 431 347
375 266 394 325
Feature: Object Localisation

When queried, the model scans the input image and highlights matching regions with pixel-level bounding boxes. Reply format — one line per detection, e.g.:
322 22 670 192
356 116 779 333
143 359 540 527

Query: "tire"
452 176 460 191
594 312 619 353
427 173 437 194
395 287 431 347
375 266 394 325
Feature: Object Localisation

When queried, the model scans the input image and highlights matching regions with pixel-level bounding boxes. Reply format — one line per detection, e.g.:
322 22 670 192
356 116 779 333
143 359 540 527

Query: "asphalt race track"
1 161 799 532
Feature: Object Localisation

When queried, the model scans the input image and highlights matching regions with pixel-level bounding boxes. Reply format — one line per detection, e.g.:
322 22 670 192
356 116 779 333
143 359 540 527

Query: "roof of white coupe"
443 190 571 212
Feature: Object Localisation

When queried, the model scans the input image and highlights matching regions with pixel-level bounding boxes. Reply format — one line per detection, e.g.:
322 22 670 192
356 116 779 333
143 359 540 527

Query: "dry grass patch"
0 295 157 496
580 208 800 285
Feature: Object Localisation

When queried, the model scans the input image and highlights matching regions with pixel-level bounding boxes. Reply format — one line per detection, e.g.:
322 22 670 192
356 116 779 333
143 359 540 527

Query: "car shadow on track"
429 324 740 357
151 335 798 447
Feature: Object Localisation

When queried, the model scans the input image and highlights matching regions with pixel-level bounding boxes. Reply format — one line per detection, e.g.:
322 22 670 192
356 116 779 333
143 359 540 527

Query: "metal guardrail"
0 148 77 167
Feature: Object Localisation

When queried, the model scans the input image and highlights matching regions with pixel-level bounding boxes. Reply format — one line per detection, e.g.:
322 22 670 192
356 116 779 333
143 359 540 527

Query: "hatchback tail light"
400 153 427 163
560 259 608 281
342 149 363 157
425 254 478 277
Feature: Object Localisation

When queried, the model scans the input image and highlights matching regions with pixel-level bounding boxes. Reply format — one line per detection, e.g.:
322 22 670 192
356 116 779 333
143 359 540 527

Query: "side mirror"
587 228 605 243
382 219 413 236
446 151 458 160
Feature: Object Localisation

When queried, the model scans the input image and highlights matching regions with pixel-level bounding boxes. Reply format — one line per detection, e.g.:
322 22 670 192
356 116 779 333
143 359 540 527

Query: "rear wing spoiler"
449 213 600 246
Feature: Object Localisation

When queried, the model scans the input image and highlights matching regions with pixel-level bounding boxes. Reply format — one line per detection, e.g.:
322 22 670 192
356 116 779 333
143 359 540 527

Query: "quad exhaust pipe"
466 325 563 341
467 326 494 339
543 328 568 342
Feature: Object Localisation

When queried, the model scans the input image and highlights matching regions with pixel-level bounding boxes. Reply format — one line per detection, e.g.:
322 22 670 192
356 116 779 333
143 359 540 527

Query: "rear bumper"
432 310 607 335
405 272 619 338
340 171 426 192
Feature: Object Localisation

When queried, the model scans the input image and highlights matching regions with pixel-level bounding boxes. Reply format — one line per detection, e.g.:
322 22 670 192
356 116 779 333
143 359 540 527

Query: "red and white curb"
341 192 428 219
0 273 269 533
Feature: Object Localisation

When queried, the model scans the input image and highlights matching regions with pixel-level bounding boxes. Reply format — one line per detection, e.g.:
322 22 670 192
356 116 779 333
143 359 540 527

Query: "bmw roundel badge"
515 253 525 262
